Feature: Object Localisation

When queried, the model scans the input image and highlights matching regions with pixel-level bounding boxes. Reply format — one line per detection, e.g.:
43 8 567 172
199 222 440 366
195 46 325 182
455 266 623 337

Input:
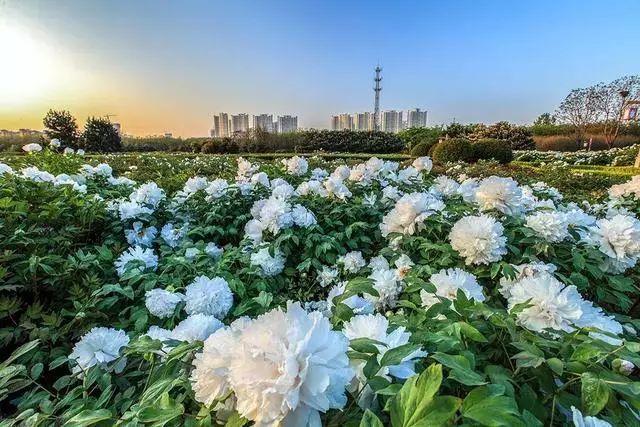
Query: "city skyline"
1 1 639 136
211 113 299 137
331 108 427 133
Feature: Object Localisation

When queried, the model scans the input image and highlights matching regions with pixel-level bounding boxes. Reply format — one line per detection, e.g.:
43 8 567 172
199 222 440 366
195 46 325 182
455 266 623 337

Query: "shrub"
298 129 405 153
410 141 436 157
472 139 513 163
398 127 441 149
81 117 122 152
431 138 473 163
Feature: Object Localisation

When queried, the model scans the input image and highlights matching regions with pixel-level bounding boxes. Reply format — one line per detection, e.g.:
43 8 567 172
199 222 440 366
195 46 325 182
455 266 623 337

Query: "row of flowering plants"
1 141 640 426
514 144 640 166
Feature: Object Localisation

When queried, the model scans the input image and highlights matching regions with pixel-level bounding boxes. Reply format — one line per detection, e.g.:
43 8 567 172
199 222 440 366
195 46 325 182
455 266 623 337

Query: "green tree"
534 113 556 126
42 109 79 147
81 117 122 152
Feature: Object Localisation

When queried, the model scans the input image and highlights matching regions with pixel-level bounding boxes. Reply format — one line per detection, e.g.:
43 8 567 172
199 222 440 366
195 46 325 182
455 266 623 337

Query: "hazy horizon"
1 0 639 137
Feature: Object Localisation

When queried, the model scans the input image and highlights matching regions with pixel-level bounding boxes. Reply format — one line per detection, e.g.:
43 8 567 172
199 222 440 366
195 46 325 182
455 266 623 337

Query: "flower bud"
613 359 635 376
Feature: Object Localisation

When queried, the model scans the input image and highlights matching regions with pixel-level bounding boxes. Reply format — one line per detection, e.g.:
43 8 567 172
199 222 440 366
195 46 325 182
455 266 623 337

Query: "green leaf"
581 372 610 416
389 364 461 427
461 385 525 426
360 409 384 427
546 358 564 376
0 340 39 369
65 409 112 426
29 363 43 380
431 352 487 386
379 344 422 368
349 337 384 354
138 392 184 425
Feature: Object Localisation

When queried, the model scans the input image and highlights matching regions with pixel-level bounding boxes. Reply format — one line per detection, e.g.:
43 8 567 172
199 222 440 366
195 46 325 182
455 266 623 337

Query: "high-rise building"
406 108 428 128
253 114 274 132
277 115 298 133
211 113 230 137
230 113 250 134
338 113 353 130
330 115 340 130
353 112 373 131
380 110 403 133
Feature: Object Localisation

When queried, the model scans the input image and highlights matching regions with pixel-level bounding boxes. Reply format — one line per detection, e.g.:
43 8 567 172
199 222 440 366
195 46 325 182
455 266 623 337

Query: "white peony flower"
114 246 158 276
145 289 184 318
296 180 328 197
125 221 157 247
63 147 75 155
331 165 351 181
185 247 201 260
0 163 14 175
184 276 234 319
324 176 352 200
507 274 583 333
22 143 43 152
130 182 165 208
281 156 309 176
394 254 414 278
412 156 433 173
380 192 445 237
382 185 402 201
589 215 640 272
449 214 507 265
368 268 403 309
205 242 224 258
76 149 85 155
337 251 366 273
310 168 328 180
317 266 339 287
291 204 317 227
69 327 129 374
474 176 523 216
430 176 460 197
498 262 557 299
368 255 390 271
161 223 187 248
191 302 353 426
21 166 54 182
118 201 153 221
420 268 485 308
250 247 286 276
525 210 569 243
205 178 229 200
171 314 224 342
49 138 61 148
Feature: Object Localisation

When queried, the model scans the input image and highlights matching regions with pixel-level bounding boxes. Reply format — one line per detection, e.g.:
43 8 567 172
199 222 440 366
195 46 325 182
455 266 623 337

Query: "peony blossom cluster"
191 302 354 426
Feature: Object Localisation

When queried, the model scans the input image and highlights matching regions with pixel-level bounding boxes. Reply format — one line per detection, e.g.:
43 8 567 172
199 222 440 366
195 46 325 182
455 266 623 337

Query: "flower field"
2 145 640 426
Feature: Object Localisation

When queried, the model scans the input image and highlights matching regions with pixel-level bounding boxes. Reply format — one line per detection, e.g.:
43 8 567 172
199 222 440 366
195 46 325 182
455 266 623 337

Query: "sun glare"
0 24 56 107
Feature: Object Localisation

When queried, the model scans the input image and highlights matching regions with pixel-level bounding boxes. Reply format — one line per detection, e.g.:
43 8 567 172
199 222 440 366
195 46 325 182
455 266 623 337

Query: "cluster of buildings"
210 113 298 137
330 108 428 133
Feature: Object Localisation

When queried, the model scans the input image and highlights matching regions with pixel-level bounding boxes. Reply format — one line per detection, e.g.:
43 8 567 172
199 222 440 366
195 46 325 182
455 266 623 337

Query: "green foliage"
81 117 122 152
472 139 513 164
533 112 556 126
42 109 79 148
1 152 640 426
432 138 474 164
298 129 406 153
398 127 442 150
410 141 437 157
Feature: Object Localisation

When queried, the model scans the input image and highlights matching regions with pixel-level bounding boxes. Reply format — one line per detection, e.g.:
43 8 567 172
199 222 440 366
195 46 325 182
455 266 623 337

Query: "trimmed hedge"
472 139 513 164
410 141 436 157
432 138 474 163
297 129 405 153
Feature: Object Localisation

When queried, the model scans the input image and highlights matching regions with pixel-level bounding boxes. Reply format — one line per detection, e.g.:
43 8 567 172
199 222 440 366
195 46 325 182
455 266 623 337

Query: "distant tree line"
42 109 122 152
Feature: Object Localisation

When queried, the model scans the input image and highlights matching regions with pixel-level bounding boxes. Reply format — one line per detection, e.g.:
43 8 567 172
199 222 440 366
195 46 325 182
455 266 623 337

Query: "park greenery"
2 144 640 425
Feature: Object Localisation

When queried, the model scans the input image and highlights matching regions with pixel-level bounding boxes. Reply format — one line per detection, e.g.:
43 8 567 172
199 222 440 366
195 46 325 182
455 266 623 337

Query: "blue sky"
1 0 639 136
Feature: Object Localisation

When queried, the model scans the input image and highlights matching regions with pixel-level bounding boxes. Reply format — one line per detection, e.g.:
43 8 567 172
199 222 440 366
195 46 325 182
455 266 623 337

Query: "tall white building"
277 115 298 133
330 115 340 130
380 110 403 133
406 108 428 128
338 113 353 130
211 113 230 137
230 113 250 134
253 114 274 132
353 112 373 131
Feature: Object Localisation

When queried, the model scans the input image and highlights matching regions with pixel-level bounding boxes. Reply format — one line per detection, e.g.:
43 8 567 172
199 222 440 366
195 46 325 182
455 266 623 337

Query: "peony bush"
1 145 640 426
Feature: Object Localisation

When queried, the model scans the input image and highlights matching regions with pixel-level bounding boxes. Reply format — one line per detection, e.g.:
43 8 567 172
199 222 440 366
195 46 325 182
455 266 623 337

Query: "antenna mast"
373 66 382 131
